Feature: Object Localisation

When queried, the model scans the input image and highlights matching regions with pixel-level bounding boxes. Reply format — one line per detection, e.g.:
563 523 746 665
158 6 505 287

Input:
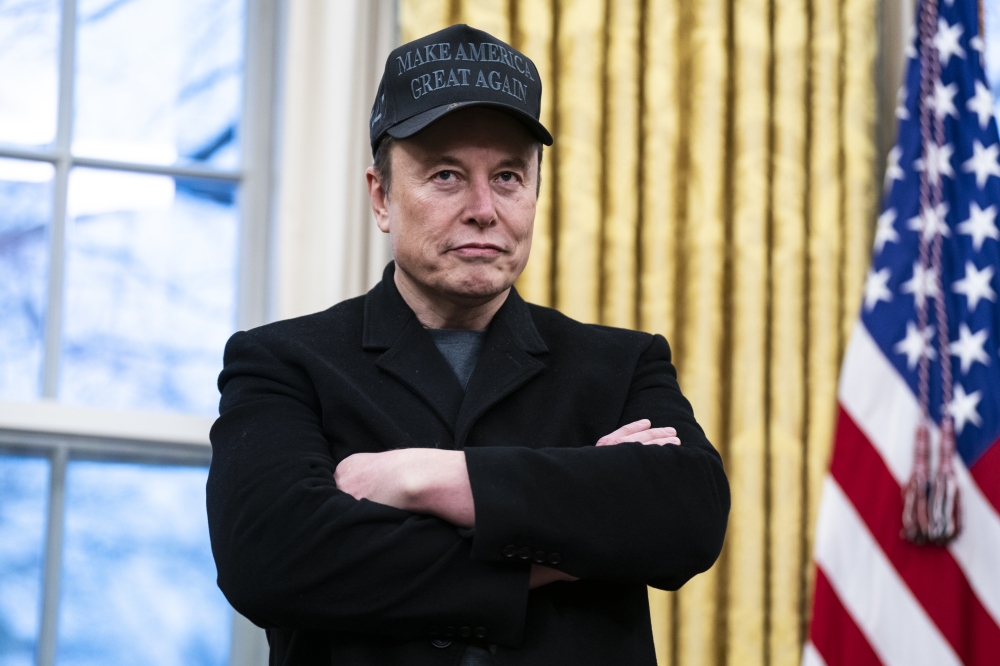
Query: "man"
208 24 729 666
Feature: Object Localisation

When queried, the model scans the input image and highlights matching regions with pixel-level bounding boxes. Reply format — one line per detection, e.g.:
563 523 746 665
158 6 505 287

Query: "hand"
333 449 476 528
596 419 680 446
529 564 579 589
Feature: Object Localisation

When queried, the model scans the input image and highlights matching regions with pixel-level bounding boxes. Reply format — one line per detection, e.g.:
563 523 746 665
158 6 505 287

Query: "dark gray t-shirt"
427 328 486 390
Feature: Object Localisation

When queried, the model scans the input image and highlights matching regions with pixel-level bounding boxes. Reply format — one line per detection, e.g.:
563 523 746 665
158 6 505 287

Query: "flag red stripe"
831 406 1000 664
970 437 1000 515
809 566 883 666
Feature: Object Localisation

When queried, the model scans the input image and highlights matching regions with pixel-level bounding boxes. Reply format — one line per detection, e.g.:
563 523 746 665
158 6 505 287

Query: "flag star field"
806 1 1000 665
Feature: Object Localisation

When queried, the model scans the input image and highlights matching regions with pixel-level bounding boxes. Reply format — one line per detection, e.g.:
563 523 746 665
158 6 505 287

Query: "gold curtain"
399 1 878 664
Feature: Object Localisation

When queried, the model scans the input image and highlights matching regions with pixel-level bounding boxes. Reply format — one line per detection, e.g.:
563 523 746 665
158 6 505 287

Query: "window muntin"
0 0 250 417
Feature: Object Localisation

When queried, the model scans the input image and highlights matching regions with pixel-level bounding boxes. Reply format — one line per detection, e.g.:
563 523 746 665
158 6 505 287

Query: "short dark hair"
372 135 396 196
372 136 544 198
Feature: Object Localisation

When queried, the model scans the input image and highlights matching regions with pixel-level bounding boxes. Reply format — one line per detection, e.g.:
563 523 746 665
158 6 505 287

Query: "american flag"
804 1 1000 665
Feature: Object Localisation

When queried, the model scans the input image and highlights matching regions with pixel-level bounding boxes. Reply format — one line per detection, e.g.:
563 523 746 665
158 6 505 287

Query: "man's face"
370 108 539 305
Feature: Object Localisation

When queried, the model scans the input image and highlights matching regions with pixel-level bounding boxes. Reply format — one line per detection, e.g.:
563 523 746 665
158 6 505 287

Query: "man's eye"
498 172 515 182
436 170 453 181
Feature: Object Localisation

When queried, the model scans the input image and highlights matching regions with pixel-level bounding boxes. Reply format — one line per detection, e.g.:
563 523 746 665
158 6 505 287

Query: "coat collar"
362 262 548 444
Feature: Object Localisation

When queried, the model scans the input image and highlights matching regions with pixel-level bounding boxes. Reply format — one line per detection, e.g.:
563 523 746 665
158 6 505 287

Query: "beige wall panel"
514 1 556 306
554 0 607 322
725 0 769 664
399 0 450 43
804 0 843 615
639 0 680 342
602 0 641 328
459 0 511 40
674 0 727 662
768 1 808 664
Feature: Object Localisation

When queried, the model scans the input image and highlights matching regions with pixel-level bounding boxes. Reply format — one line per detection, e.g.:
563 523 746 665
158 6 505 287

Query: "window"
0 0 275 415
0 0 279 664
0 425 237 666
987 1 1000 121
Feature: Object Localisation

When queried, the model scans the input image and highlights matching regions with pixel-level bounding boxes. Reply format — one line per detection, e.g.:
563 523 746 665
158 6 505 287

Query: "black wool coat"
207 263 730 666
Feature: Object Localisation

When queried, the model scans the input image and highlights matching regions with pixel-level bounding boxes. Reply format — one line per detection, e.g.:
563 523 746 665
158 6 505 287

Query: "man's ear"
366 167 390 233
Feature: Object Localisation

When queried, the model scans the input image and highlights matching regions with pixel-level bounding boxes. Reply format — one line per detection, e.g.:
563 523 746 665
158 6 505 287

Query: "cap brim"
385 101 553 146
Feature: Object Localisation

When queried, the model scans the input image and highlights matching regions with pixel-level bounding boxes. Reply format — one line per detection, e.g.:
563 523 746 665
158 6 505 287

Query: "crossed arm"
333 419 681 588
208 330 729 642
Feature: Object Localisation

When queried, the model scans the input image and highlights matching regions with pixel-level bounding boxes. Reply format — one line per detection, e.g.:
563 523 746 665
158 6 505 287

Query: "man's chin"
444 281 510 304
439 268 515 303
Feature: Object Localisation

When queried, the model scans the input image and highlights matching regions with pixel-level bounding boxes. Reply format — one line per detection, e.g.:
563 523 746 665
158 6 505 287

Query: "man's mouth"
451 243 504 257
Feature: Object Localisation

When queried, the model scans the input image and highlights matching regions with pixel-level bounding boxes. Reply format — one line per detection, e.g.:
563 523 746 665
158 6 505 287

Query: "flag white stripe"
801 641 828 666
839 322 1000 624
951 462 1000 624
837 323 916 482
815 477 961 666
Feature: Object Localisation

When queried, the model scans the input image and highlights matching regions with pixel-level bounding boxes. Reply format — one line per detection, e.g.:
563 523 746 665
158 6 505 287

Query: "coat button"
516 546 531 560
431 639 452 649
459 626 472 638
444 626 455 638
548 552 562 565
475 626 487 639
502 545 517 558
532 550 546 563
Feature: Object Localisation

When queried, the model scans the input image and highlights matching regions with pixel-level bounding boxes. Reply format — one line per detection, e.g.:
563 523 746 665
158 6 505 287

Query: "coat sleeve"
207 331 531 645
464 334 730 590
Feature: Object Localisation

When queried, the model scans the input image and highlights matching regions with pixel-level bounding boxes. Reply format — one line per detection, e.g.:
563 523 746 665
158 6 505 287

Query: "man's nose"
465 176 497 228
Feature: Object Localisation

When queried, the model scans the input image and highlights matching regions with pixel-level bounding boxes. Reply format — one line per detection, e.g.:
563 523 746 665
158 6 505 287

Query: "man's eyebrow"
495 156 529 171
418 155 530 171
420 155 463 168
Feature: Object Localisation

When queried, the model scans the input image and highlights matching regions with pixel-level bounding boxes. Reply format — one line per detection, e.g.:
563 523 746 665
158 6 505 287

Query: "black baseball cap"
369 24 553 156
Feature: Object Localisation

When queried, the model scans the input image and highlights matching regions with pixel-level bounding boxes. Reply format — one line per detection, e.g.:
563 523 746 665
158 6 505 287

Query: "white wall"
273 0 395 321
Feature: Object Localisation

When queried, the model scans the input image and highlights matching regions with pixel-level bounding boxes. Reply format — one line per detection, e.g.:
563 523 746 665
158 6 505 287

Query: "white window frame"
0 0 281 663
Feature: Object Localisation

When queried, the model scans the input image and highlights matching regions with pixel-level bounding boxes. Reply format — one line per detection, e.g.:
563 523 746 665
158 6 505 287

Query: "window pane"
56 461 231 666
0 454 50 666
0 158 54 401
73 0 245 169
987 0 1000 121
60 168 238 416
0 0 60 147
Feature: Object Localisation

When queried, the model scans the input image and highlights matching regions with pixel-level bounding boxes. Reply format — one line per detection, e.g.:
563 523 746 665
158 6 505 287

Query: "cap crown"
369 24 546 151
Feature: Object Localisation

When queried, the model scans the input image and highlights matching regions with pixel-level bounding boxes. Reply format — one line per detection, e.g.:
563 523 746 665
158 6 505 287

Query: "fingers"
619 427 676 444
644 437 681 446
596 419 651 446
596 423 681 447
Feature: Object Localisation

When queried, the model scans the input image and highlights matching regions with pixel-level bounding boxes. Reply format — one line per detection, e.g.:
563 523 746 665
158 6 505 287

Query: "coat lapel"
362 263 549 445
455 290 548 448
363 264 465 435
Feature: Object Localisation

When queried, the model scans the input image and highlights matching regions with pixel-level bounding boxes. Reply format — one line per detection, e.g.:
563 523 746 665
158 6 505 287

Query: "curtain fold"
399 1 878 663
276 0 394 319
